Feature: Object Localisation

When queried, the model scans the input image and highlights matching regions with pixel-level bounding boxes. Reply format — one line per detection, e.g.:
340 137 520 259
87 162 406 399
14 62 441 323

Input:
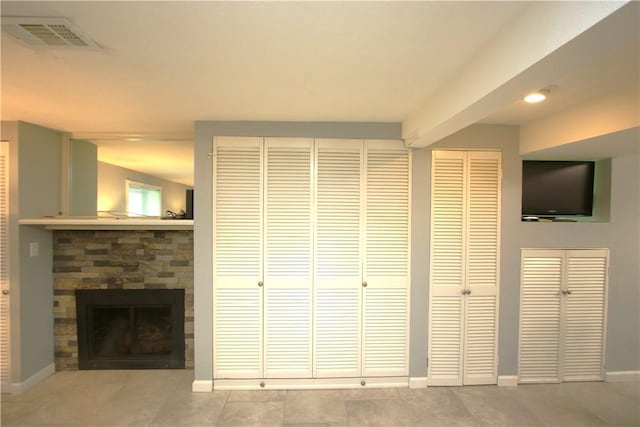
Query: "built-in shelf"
19 217 194 230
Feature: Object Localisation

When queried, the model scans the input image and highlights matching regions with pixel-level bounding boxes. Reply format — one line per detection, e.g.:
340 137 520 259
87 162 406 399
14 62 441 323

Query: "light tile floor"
1 370 638 426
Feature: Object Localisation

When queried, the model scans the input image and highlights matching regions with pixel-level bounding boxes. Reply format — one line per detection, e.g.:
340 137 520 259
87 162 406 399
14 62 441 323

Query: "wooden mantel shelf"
19 217 194 230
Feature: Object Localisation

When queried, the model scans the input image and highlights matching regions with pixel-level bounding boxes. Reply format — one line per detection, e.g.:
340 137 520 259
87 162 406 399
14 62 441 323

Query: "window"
126 180 161 217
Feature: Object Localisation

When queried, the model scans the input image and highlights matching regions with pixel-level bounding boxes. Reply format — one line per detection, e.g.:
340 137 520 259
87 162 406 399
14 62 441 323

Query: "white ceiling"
1 1 638 186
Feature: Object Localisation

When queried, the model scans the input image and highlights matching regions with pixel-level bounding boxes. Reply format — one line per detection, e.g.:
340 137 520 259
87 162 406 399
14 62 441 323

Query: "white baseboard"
497 375 519 387
213 377 409 391
605 371 640 382
409 377 427 388
192 380 213 392
10 363 55 394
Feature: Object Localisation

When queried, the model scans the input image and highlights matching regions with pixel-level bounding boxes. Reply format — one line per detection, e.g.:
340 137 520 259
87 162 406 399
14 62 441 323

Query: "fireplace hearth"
76 289 185 369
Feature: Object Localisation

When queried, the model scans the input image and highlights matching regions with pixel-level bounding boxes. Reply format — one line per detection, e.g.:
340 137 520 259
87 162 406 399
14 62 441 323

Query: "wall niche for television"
521 158 611 223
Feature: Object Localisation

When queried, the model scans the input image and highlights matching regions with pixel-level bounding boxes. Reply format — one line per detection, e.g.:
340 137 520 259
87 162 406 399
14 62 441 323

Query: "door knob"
1 290 8 295
258 281 263 287
362 281 368 288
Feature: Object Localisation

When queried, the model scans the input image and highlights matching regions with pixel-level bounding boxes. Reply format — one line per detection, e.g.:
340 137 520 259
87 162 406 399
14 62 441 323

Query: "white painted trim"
409 377 427 388
9 363 55 394
497 375 518 387
606 371 640 382
192 380 213 392
214 377 409 391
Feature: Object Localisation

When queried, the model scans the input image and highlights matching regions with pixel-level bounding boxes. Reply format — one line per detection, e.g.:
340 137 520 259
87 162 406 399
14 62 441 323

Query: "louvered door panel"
363 140 410 377
0 141 9 387
466 152 500 288
463 152 500 384
519 250 563 383
315 289 360 377
213 137 263 378
265 288 310 377
214 288 262 378
263 138 313 378
464 295 497 384
429 296 463 385
563 250 608 381
363 288 407 376
428 151 466 385
314 139 362 377
430 152 465 288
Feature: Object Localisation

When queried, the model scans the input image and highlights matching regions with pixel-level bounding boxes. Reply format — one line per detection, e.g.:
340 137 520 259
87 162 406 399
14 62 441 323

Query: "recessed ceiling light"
127 137 144 142
524 90 549 103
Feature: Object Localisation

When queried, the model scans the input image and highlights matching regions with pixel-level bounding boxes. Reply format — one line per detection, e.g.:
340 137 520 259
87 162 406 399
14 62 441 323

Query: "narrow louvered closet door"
314 139 363 378
0 141 9 387
463 151 501 385
213 137 264 379
428 150 466 386
563 249 608 381
428 150 501 386
518 249 564 383
362 140 410 377
263 138 313 378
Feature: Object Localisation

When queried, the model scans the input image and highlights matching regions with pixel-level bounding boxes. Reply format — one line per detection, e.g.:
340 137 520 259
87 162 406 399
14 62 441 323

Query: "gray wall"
15 122 61 382
69 139 97 216
410 124 522 377
98 161 191 215
513 154 639 372
194 121 639 381
193 121 401 381
411 124 639 376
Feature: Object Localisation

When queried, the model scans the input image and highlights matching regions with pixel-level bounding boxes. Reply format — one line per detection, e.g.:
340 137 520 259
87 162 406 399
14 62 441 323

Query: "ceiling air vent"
1 17 99 48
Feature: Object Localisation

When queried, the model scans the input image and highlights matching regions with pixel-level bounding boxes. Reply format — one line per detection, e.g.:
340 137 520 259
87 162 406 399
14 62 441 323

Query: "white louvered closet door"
428 150 501 386
362 140 410 377
463 151 501 385
518 249 565 383
314 139 363 378
263 138 313 378
213 137 264 379
519 248 608 384
563 249 608 382
0 141 9 388
428 151 466 386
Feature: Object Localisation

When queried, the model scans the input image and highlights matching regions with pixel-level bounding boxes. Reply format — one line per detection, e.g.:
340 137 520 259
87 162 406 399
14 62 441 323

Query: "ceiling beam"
402 1 630 148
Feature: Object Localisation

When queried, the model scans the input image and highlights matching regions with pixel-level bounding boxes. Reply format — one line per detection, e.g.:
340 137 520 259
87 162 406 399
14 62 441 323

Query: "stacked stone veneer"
53 230 194 370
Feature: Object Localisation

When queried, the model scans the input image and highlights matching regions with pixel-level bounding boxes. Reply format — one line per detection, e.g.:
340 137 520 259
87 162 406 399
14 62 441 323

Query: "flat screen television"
522 160 595 218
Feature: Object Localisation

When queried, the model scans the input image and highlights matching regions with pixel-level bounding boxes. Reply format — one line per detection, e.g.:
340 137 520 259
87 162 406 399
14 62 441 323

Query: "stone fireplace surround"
53 230 194 370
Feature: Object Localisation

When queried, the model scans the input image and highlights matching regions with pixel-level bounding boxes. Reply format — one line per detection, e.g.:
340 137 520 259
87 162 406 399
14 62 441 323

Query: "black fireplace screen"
76 289 185 369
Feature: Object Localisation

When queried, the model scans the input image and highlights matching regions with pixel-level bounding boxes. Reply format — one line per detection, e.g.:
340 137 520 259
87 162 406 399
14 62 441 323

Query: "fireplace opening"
76 289 185 369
